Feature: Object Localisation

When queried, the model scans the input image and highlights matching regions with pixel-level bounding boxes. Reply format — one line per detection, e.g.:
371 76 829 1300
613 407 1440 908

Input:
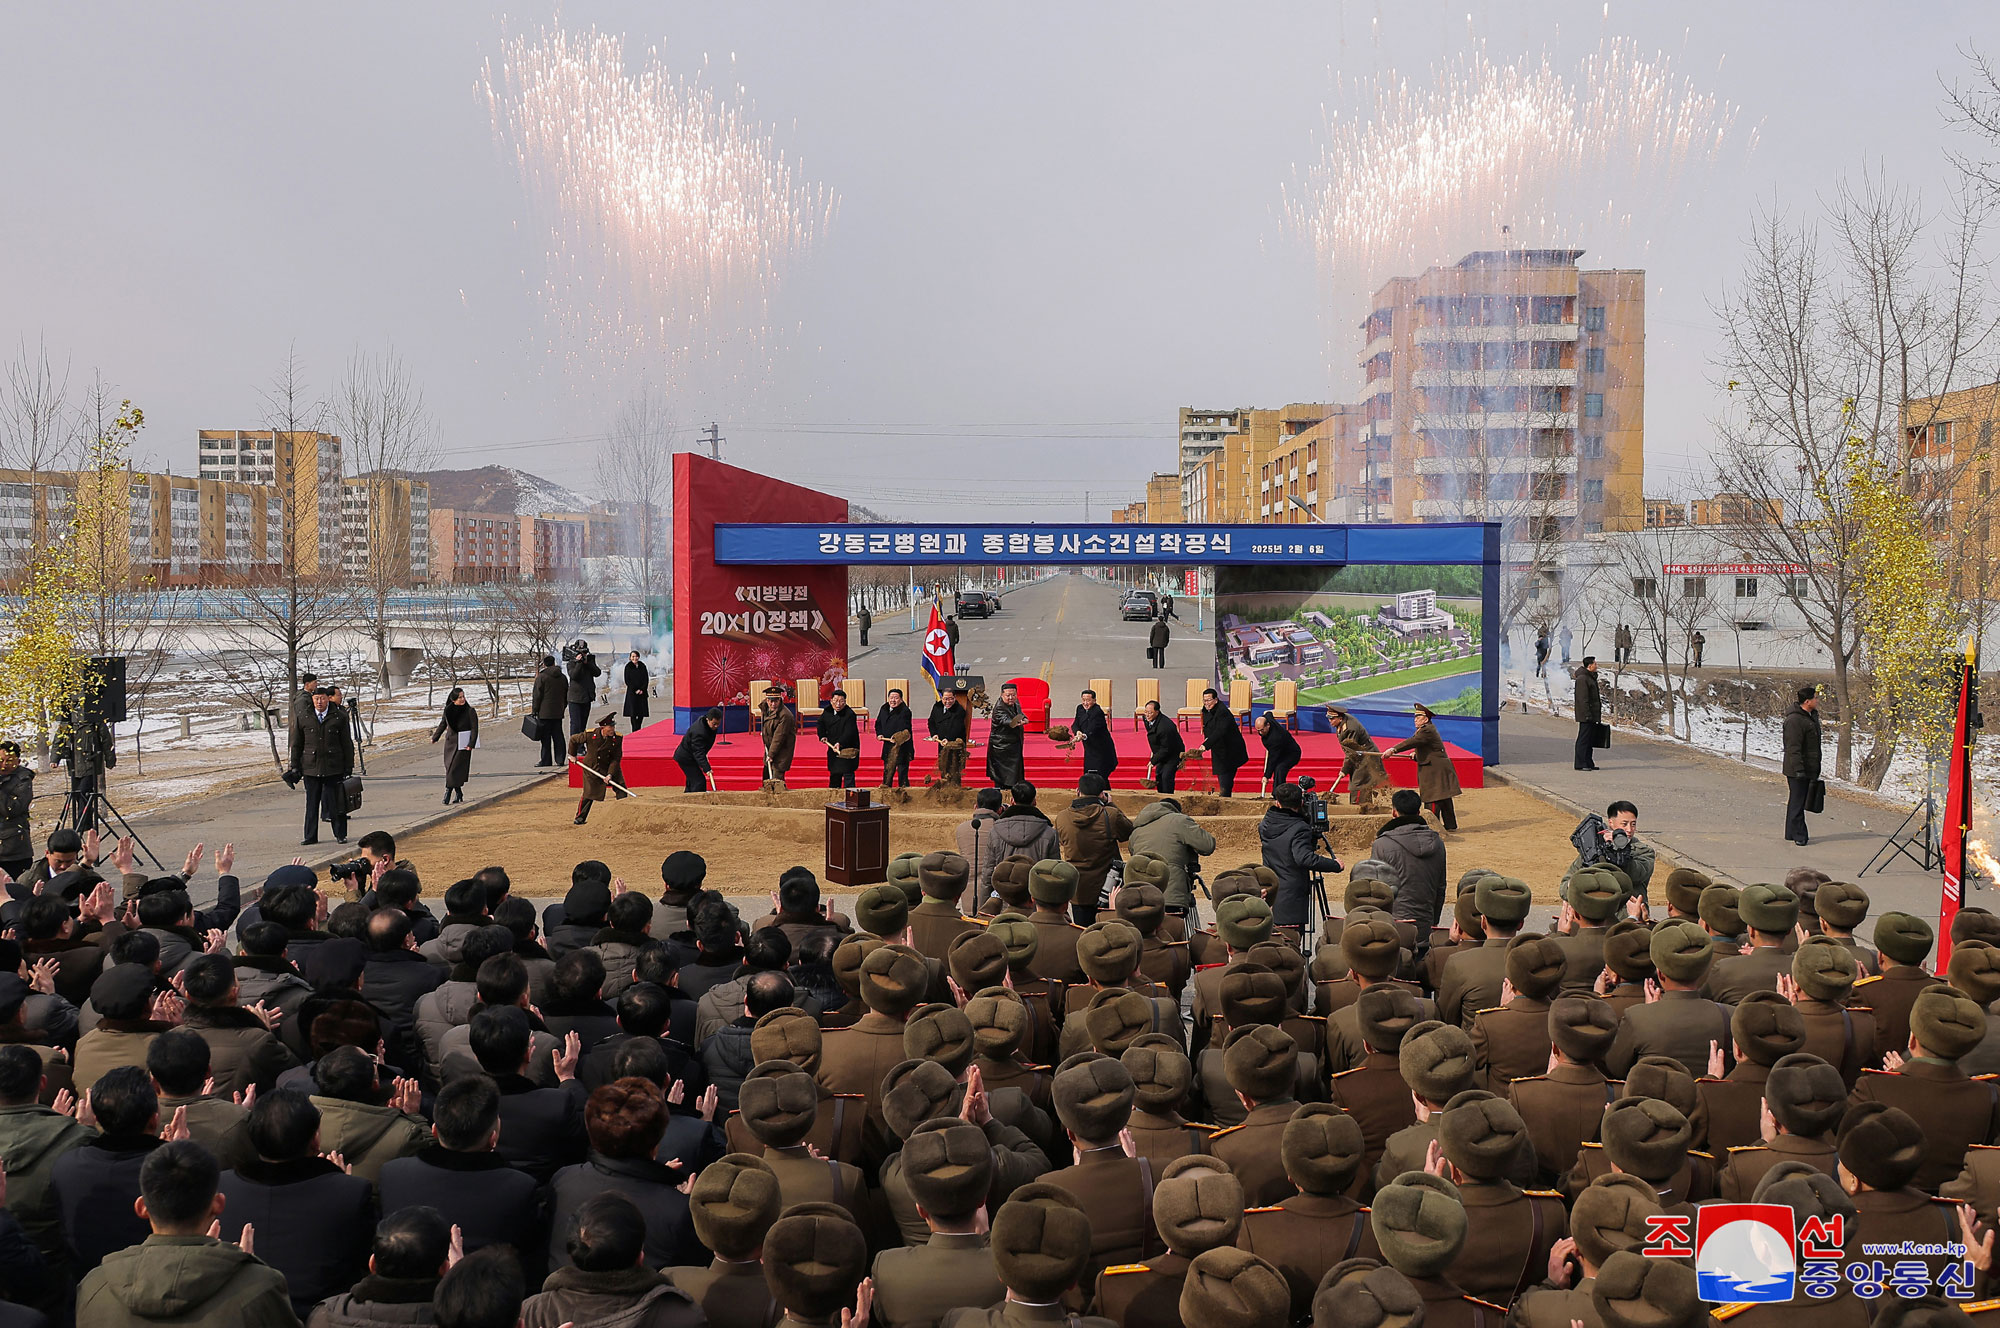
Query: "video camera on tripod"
1296 774 1331 832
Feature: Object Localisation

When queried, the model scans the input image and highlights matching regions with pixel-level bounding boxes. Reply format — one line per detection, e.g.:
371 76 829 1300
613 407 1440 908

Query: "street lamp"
1286 495 1324 521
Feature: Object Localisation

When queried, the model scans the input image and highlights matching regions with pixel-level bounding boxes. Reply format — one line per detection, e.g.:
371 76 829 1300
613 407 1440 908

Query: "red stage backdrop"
671 453 848 728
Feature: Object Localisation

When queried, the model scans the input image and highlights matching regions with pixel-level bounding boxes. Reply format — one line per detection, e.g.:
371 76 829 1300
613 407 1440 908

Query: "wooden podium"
824 790 889 886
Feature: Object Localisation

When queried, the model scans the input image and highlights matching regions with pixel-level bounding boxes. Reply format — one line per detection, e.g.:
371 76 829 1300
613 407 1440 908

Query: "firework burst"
1285 39 1743 339
482 22 835 393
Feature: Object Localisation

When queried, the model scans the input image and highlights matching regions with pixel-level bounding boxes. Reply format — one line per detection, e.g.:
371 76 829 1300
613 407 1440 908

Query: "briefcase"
520 714 544 742
1590 722 1612 750
1806 779 1826 814
342 776 364 812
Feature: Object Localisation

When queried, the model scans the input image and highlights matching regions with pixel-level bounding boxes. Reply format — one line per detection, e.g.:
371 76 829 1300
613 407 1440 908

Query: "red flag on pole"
921 602 955 696
1939 640 1977 971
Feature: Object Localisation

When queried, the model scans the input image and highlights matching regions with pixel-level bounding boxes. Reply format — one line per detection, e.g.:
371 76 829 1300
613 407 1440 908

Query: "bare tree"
494 575 609 660
0 336 79 477
1607 516 1717 743
1712 175 1998 784
595 386 675 615
333 347 436 697
1947 45 2000 205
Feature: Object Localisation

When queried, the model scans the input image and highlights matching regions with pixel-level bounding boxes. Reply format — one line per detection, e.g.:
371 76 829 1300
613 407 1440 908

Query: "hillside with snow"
417 465 596 515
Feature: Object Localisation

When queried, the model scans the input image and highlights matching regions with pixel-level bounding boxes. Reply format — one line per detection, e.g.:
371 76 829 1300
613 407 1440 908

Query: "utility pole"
701 422 722 460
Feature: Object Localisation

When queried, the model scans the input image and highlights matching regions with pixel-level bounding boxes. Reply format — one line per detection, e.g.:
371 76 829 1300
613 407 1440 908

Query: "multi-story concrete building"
341 474 432 586
1258 403 1369 524
1357 249 1644 559
0 467 286 585
1689 491 1782 527
1643 497 1688 528
428 508 522 584
197 430 344 575
1177 404 1336 525
1143 472 1183 524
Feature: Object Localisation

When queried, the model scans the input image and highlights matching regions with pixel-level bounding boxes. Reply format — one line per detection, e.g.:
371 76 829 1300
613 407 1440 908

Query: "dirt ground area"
398 778 1643 905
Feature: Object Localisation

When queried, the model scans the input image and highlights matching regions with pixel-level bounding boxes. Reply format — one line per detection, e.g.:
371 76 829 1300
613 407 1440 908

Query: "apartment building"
1257 403 1369 524
341 474 432 586
197 429 344 574
1143 471 1183 524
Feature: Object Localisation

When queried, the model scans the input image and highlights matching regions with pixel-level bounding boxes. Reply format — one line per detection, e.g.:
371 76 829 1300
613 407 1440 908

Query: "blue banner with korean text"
713 522 1497 567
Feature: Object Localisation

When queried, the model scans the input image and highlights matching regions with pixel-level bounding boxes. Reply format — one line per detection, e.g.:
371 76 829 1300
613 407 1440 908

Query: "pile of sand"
398 779 1633 905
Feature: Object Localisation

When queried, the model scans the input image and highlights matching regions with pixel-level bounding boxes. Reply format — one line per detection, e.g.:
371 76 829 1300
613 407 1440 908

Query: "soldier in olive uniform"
1705 883 1799 1005
1550 867 1627 996
669 1154 784 1328
1508 1173 1662 1328
1588 1253 1709 1328
1949 938 2000 1076
1604 921 1731 1079
1197 967 1321 1124
1815 881 1879 976
1122 1034 1213 1166
901 1003 1058 1172
1207 1024 1305 1204
1659 868 1710 926
737 1066 869 1226
871 1120 1005 1328
1697 884 1746 958
1236 1104 1380 1318
1059 921 1175 1052
1506 995 1622 1188
1714 1051 1845 1201
1331 986 1425 1193
1691 991 1805 1155
1856 911 1949 1067
1023 861 1088 985
1567 1096 1713 1217
1177 1249 1291 1328
1369 1171 1508 1328
940 1183 1115 1328
1781 936 1876 1089
1311 1261 1428 1328
1115 874 1191 999
1836 1103 1962 1288
1469 935 1566 1093
817 942 931 1163
1438 876 1535 1028
1324 916 1429 1074
1039 1054 1160 1282
762 1201 870 1328
1850 985 2000 1192
1189 896 1275 1055
980 917 1062 1067
1712 1163 1871 1328
908 852 985 960
1433 1089 1569 1307
981 858 1035 919
1595 919 1653 1018
1376 1020 1479 1193
963 987 1052 1114
1095 1155 1242 1328
1426 887 1488 996
723 1014 870 1163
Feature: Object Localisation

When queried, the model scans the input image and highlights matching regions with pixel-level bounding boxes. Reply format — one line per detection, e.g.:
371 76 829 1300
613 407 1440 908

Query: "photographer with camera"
287 684 355 846
1563 798 1654 906
563 640 600 738
0 741 33 880
1258 780 1342 931
53 708 115 834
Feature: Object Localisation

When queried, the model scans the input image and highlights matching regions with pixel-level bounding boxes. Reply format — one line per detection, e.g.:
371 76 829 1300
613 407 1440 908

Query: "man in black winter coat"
359 910 447 1035
673 709 722 793
1195 688 1249 796
471 1006 589 1184
289 685 355 845
1255 713 1301 792
1781 685 1823 847
698 971 794 1114
547 1078 703 1271
1257 783 1342 929
49 1066 160 1273
565 644 601 738
1572 657 1603 772
1072 689 1117 781
218 1089 374 1318
379 1077 540 1260
531 654 567 766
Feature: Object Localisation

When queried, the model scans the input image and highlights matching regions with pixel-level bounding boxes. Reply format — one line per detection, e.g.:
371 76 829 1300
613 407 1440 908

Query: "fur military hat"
1754 1160 1857 1236
1696 885 1742 937
904 1002 976 1075
990 1182 1094 1301
1599 1096 1690 1182
1504 934 1567 1001
1590 1249 1706 1328
1247 941 1306 1002
1028 859 1079 906
985 913 1039 970
1602 919 1654 982
1349 857 1396 886
1242 864 1280 894
1876 911 1935 966
858 943 928 1017
1345 877 1396 913
990 857 1035 908
1217 895 1275 950
1568 866 1628 922
687 1153 781 1259
1949 939 2000 1005
1124 853 1170 891
1548 995 1620 1063
1370 1171 1467 1278
1788 869 1828 922
1436 1088 1528 1182
1953 906 2000 947
1790 935 1857 1003
1209 870 1259 903
1283 1101 1367 1196
1473 875 1531 925
1622 1056 1697 1119
737 1064 821 1148
886 852 926 905
1084 988 1156 1055
1837 1101 1925 1191
1452 890 1486 941
1912 985 1987 1060
1737 882 1799 935
830 935 882 998
881 1057 959 1141
948 929 1009 994
900 1118 992 1220
762 1203 867 1319
1115 880 1168 935
1357 984 1425 1054
1220 964 1288 1028
1311 1259 1425 1328
1342 917 1405 980
1662 866 1712 915
1051 1052 1135 1140
1816 881 1872 931
1152 1155 1245 1257
1648 919 1713 984
1570 1173 1664 1269
965 987 1029 1058
854 884 910 938
918 850 971 901
1729 990 1807 1067
1223 1023 1298 1102
1399 1020 1476 1105
751 1007 824 1076
1456 868 1495 895
1764 1052 1846 1137
1123 1032 1194 1112
1076 920 1144 985
1179 1248 1290 1328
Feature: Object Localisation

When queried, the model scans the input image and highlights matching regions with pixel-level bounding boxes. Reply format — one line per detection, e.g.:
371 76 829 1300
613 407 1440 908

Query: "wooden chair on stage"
1132 678 1159 729
1270 678 1298 731
1229 678 1253 729
845 678 867 731
1175 678 1205 729
796 678 820 728
1088 678 1112 727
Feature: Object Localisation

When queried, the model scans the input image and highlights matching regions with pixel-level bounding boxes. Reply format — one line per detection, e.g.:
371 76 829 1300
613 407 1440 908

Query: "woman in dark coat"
430 687 478 804
622 651 651 730
1386 702 1461 831
1255 712 1301 793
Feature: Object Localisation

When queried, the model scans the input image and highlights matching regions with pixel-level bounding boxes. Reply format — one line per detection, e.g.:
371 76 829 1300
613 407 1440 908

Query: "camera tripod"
56 774 163 870
1297 829 1343 953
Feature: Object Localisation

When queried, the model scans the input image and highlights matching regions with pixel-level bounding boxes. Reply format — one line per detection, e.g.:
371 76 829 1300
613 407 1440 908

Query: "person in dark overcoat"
1255 713 1300 793
1140 700 1184 794
1148 617 1170 669
1193 688 1248 797
430 687 478 805
1781 685 1822 847
531 654 567 767
565 645 601 738
820 690 862 789
1572 657 1603 772
877 688 914 788
622 651 651 730
1073 690 1117 782
673 709 721 794
758 687 797 783
288 685 355 846
987 682 1027 788
1386 703 1461 832
0 742 33 880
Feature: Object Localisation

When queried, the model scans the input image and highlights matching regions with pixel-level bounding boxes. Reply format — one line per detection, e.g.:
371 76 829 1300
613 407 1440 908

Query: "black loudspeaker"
84 656 128 725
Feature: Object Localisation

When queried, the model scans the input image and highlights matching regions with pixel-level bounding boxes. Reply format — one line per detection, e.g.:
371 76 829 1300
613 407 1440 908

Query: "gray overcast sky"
1 2 1993 519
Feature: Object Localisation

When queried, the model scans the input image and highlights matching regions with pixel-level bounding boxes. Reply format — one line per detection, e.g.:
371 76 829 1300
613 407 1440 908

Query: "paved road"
849 572 1209 712
1492 709 1969 934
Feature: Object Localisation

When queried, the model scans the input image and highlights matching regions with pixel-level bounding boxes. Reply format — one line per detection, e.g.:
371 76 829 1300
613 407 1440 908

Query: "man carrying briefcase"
1572 656 1603 772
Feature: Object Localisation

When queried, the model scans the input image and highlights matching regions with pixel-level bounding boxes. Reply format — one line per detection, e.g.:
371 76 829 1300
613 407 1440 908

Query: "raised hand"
1643 978 1661 1005
840 1277 875 1328
448 1224 466 1267
1592 965 1615 997
1758 1098 1776 1144
1958 1204 1995 1273
216 843 236 876
665 1079 686 1107
1547 1235 1578 1288
1423 1138 1448 1177
1707 1041 1724 1079
696 1084 719 1122
83 829 101 866
553 1031 581 1083
1118 1127 1136 1158
164 1105 190 1143
26 958 56 996
1625 894 1647 920
203 929 227 956
1777 974 1801 1005
1498 979 1517 1008
50 1089 73 1118
248 1002 281 1032
611 877 628 898
150 991 185 1026
237 1222 255 1256
391 1077 423 1115
322 1151 352 1174
234 1084 258 1111
83 881 115 925
182 844 206 879
1547 1047 1562 1076
1882 1049 1905 1074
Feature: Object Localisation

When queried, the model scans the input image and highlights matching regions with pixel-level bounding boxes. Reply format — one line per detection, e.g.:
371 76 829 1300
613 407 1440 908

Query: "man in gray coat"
1573 656 1602 772
1782 685 1822 847
1128 798 1216 921
1371 788 1446 927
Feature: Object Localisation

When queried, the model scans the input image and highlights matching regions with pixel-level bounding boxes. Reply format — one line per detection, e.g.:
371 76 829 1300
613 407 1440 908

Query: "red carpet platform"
586 716 1483 794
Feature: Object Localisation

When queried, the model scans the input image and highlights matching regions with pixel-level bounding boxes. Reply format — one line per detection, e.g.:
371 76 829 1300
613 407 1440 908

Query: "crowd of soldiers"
0 815 1995 1328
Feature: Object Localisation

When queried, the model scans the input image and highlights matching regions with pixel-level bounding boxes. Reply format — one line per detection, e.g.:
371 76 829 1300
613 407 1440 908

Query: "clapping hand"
840 1278 875 1328
163 1106 190 1143
1643 978 1661 1005
553 1032 581 1084
1547 1236 1578 1288
391 1078 423 1115
1958 1204 1995 1274
216 844 235 877
181 844 206 879
248 1002 282 1032
25 958 56 996
1592 965 1615 997
1707 1041 1724 1079
1498 979 1517 1008
696 1084 719 1123
111 837 137 878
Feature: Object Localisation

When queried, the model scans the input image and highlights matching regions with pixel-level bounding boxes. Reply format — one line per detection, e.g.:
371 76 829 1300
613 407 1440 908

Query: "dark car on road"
955 590 998 618
1120 590 1158 621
